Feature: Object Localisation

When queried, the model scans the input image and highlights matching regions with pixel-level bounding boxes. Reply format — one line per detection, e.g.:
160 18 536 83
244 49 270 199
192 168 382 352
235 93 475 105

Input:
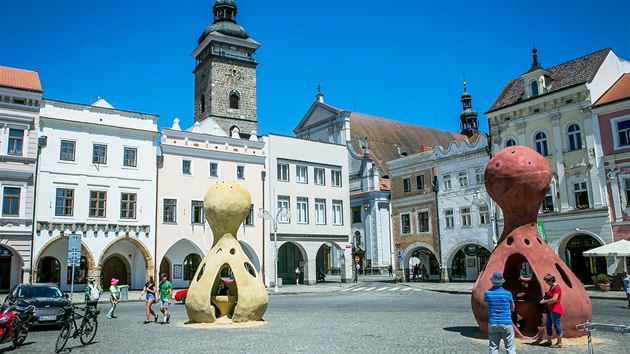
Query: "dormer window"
229 91 240 109
530 80 539 97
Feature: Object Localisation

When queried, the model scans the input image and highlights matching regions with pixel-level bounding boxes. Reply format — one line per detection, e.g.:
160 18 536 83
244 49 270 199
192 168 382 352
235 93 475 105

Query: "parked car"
175 289 188 304
2 283 71 326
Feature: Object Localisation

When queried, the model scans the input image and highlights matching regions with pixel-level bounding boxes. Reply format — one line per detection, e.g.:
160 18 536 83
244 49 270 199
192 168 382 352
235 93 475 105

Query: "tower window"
229 92 240 109
530 80 539 96
200 94 205 113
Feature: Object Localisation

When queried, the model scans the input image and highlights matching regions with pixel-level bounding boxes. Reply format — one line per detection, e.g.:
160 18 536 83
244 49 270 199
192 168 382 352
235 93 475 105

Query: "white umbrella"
583 239 630 272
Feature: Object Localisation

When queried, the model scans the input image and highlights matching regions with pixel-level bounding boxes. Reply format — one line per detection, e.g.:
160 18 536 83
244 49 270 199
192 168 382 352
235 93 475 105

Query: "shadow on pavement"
443 326 485 339
0 341 36 352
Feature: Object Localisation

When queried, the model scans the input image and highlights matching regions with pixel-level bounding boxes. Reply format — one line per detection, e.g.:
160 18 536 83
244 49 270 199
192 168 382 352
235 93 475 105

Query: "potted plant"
597 274 610 292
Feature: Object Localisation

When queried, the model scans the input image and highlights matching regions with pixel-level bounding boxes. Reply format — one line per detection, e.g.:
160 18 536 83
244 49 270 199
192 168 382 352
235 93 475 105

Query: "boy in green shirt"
158 273 173 324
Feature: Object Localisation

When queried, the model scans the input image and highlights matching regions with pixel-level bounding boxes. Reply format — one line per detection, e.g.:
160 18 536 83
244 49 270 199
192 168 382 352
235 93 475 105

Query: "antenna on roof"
463 73 467 91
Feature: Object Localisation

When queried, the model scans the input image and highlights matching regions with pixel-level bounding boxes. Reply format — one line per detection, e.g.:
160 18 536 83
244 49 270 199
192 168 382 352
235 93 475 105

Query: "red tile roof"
0 66 42 92
593 73 630 107
487 48 612 113
349 112 463 174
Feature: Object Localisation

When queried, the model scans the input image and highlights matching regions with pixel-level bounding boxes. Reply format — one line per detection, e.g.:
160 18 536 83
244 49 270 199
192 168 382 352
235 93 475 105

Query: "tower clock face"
227 69 242 83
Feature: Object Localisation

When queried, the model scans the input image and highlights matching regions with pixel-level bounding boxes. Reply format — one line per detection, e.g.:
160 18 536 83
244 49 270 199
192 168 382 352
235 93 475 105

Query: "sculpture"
471 146 591 338
185 181 268 323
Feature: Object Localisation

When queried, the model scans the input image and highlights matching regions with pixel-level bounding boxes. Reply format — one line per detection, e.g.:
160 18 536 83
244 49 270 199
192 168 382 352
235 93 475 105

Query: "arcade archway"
559 233 606 283
448 244 491 281
403 244 439 282
278 242 305 285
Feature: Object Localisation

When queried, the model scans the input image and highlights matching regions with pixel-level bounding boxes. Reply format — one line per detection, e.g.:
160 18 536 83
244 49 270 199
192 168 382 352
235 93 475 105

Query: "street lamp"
473 191 498 247
258 207 289 293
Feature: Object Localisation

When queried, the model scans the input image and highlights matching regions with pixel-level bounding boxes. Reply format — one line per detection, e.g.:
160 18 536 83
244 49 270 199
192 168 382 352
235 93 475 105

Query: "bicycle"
55 304 99 353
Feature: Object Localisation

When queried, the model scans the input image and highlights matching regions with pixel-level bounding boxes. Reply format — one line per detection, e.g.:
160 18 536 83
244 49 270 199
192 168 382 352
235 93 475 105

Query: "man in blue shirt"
484 272 516 354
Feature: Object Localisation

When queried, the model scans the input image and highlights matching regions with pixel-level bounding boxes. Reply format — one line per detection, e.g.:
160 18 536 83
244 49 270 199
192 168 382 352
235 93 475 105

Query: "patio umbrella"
583 239 630 271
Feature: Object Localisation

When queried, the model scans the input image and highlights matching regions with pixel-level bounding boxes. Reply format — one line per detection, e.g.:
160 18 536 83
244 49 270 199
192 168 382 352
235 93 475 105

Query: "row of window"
181 160 245 179
277 164 342 187
162 199 254 226
398 205 490 235
441 168 484 191
54 188 138 219
57 140 139 167
277 196 344 225
504 123 583 155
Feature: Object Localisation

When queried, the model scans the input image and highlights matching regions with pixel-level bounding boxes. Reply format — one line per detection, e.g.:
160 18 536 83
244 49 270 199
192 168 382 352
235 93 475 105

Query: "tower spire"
315 84 324 103
459 79 478 138
527 45 542 73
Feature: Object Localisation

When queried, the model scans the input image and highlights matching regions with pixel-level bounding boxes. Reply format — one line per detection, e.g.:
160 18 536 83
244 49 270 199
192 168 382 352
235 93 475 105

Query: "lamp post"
473 191 498 248
258 207 289 293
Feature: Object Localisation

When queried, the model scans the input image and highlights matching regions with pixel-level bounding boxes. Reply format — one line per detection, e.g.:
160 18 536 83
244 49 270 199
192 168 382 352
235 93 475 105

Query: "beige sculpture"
185 181 268 323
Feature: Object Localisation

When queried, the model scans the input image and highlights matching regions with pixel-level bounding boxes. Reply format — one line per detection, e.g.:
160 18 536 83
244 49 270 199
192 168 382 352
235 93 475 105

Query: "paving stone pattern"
10 285 628 353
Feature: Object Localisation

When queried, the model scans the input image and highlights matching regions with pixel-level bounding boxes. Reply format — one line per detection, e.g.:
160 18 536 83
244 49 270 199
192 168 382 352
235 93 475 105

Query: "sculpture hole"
507 236 514 246
211 265 238 319
230 248 236 255
504 254 542 338
555 263 573 289
495 162 500 167
536 238 542 244
524 239 530 245
528 161 531 165
216 248 222 254
511 150 515 154
244 262 256 277
196 263 206 282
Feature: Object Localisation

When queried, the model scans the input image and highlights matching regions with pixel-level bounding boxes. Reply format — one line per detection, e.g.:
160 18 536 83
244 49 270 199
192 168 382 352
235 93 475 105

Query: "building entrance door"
564 234 606 284
101 256 128 289
0 257 11 292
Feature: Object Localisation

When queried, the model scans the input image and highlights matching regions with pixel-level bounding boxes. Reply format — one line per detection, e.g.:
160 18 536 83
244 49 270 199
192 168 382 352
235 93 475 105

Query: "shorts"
160 300 169 308
146 294 155 302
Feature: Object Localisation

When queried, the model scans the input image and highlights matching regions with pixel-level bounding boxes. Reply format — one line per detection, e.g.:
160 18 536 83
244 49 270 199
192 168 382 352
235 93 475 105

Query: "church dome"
198 0 249 44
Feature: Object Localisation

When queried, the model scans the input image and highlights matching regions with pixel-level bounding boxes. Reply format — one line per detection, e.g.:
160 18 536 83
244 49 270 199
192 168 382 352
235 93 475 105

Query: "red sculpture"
471 146 591 338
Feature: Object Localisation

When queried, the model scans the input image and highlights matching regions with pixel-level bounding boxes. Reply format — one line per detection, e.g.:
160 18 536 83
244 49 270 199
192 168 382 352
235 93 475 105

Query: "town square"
1 0 630 353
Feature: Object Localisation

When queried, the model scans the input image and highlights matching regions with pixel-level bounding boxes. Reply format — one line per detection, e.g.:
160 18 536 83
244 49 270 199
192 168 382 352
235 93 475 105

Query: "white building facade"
265 134 352 285
487 48 630 283
34 99 159 291
0 66 42 291
157 119 265 289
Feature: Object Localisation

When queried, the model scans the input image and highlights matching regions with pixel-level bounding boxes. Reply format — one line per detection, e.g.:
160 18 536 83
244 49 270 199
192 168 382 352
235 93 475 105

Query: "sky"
1 0 628 136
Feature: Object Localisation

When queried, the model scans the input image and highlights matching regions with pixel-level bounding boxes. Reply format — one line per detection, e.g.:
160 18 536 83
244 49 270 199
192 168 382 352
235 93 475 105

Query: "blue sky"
1 0 628 136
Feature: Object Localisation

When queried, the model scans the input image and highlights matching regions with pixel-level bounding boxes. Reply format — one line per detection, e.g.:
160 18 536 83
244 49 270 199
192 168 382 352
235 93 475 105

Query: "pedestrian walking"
354 263 360 283
539 273 563 348
139 276 158 324
295 267 300 285
107 278 128 319
484 272 515 354
158 273 173 324
413 264 419 282
421 264 428 280
623 271 630 309
84 277 101 308
388 264 393 277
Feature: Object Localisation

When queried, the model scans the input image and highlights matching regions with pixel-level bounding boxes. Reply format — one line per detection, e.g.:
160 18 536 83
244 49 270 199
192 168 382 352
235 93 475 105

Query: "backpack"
88 284 100 302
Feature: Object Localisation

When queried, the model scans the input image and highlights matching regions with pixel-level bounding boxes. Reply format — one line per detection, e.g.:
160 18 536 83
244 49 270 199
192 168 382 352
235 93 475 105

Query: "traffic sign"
68 234 81 252
354 256 360 263
397 250 404 261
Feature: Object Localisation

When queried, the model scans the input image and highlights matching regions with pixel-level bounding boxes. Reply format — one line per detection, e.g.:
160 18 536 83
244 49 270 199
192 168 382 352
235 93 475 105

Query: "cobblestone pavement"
4 282 628 353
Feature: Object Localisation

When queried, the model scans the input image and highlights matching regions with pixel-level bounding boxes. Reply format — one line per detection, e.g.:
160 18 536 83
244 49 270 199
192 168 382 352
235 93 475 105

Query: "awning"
582 239 630 257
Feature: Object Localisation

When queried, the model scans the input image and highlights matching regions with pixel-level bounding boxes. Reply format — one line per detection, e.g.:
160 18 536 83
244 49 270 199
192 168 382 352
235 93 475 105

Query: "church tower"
459 80 479 138
192 0 260 135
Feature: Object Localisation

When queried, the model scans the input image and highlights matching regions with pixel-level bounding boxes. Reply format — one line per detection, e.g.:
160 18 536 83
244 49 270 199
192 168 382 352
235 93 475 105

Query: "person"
295 267 300 286
158 273 173 324
218 280 229 296
623 271 630 309
539 273 563 348
413 264 419 282
388 264 393 277
84 277 101 308
107 278 128 319
484 272 515 354
139 276 158 324
354 263 360 283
